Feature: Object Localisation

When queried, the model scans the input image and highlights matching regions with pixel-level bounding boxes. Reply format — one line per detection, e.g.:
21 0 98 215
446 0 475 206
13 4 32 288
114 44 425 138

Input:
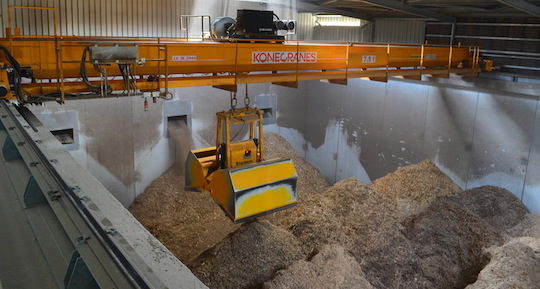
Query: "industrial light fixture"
315 14 344 18
315 14 363 27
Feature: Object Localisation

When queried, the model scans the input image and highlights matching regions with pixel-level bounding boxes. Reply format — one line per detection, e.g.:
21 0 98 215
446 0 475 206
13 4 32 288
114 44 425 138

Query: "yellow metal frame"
216 108 264 168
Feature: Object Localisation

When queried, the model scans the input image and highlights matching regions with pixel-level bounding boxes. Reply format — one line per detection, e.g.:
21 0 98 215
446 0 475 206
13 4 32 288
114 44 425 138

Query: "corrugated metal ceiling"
298 0 540 20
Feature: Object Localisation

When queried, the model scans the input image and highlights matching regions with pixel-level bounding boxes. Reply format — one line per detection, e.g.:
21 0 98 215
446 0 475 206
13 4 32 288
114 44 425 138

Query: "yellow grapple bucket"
207 158 298 223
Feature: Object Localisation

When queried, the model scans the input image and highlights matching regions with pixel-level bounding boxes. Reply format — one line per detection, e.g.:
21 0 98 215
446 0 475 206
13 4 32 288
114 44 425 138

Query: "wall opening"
167 115 188 126
50 128 75 145
261 107 275 124
255 93 277 125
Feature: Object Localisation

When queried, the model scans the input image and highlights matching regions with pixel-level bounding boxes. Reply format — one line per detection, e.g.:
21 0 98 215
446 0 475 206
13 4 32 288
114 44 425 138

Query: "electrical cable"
80 46 112 94
0 45 25 102
118 63 130 94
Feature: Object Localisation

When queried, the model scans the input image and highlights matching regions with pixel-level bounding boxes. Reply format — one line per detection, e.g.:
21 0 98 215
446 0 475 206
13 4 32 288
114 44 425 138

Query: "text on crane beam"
252 51 318 64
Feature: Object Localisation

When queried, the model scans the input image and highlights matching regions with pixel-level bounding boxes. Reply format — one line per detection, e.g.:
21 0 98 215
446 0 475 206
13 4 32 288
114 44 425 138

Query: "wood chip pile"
371 160 461 214
510 213 540 239
269 178 398 250
401 200 504 288
465 237 540 289
190 221 307 289
470 214 540 289
444 186 528 233
265 178 430 289
129 164 239 263
263 245 374 289
130 133 539 289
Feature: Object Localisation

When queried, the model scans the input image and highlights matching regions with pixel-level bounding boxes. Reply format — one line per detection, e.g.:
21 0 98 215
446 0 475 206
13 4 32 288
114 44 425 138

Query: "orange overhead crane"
0 6 482 104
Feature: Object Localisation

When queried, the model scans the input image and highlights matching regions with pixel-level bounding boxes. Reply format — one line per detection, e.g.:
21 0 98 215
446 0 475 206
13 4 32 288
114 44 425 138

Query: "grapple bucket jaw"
185 146 217 192
208 158 298 223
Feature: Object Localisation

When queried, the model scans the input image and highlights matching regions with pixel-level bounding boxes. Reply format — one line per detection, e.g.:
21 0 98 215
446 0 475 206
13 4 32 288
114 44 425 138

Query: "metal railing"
179 15 211 40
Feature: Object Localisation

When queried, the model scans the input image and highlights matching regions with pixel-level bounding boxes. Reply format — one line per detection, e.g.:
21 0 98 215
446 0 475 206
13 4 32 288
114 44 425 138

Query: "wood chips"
511 213 540 239
371 160 461 210
263 245 374 289
401 200 504 289
190 220 307 289
465 237 540 289
129 164 240 263
130 132 538 289
444 186 528 233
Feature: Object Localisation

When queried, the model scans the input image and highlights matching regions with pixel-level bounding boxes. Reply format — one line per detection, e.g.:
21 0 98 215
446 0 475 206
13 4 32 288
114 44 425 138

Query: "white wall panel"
296 12 314 40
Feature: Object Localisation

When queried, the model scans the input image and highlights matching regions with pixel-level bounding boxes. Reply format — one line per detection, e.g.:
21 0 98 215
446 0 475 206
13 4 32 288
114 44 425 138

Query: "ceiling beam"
358 0 456 22
495 0 540 17
298 1 372 20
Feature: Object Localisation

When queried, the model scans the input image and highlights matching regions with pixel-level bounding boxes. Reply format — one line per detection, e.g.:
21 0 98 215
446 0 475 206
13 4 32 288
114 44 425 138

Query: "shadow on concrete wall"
275 76 540 212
